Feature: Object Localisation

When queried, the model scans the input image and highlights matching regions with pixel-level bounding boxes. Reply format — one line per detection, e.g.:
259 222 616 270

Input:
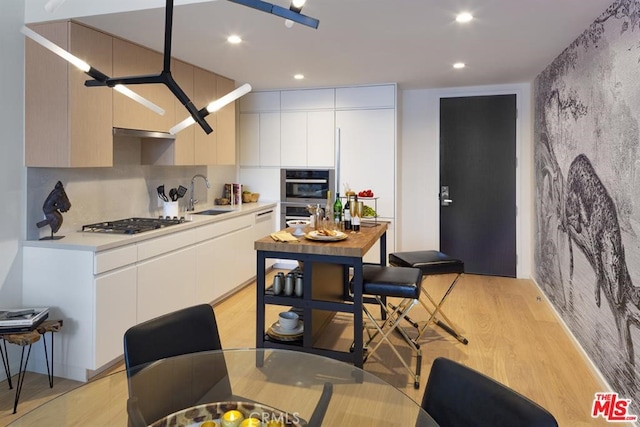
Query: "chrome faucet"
188 174 210 211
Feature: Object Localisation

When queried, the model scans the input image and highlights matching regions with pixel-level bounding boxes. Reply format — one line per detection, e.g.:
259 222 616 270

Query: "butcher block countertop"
22 202 277 252
255 222 388 258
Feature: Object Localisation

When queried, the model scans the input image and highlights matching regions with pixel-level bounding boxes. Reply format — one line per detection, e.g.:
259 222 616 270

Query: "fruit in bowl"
358 189 374 197
286 220 310 236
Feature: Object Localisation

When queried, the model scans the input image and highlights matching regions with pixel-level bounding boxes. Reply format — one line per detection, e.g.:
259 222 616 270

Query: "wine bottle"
351 195 361 232
333 193 343 225
344 195 352 230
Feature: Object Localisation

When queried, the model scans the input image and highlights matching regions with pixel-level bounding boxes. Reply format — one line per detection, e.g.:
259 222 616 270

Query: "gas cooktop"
82 217 185 235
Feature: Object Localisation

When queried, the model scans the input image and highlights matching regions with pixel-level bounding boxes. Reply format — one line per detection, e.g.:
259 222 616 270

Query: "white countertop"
22 202 278 252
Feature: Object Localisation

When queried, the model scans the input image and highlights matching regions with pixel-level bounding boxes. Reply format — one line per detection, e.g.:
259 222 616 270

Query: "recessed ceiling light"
227 35 242 44
456 12 473 23
453 62 466 69
294 74 305 80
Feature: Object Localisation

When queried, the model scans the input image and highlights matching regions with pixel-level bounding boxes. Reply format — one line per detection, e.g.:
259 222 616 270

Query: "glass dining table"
8 348 437 426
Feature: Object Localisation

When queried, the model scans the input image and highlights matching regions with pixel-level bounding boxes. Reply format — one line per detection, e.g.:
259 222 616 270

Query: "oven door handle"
286 179 327 184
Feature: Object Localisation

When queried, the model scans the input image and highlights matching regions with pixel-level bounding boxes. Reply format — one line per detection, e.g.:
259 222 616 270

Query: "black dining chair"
123 304 333 427
123 304 234 426
420 357 558 427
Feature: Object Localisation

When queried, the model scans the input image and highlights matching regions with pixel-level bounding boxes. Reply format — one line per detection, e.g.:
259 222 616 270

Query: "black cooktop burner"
82 217 185 235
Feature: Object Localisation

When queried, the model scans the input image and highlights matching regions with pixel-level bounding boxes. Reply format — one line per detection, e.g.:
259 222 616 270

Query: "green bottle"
333 193 343 225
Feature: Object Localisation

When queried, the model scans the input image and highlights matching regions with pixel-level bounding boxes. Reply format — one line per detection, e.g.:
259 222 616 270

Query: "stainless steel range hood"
112 127 176 140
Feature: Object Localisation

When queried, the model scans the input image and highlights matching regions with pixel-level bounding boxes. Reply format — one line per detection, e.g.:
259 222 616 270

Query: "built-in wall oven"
280 168 335 229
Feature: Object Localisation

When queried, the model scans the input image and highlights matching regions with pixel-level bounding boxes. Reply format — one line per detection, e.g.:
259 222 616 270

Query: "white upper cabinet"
280 110 334 168
336 108 395 218
260 112 282 166
281 112 307 166
281 88 335 110
336 85 396 109
240 91 281 112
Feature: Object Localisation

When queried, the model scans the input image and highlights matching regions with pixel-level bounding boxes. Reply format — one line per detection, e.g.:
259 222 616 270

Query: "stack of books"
0 308 49 334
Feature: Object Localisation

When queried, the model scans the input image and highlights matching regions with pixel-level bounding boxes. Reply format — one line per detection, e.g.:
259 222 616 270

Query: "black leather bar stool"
355 264 424 389
388 250 468 345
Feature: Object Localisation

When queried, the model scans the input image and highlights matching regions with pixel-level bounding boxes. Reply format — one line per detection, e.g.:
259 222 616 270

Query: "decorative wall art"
36 180 71 240
534 0 640 412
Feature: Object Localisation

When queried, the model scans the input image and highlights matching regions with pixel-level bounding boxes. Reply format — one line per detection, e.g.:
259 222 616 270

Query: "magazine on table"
0 308 49 329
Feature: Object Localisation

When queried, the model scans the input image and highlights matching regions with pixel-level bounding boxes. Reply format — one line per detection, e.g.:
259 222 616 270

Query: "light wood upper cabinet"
141 59 196 165
215 75 237 165
26 21 237 167
112 38 175 132
193 67 217 165
25 22 113 167
172 59 196 165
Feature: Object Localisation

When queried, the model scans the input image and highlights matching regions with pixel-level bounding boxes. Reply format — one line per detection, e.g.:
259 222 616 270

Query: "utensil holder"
162 201 179 218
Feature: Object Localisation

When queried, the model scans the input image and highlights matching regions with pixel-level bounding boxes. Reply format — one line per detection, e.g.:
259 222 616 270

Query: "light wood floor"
0 273 625 426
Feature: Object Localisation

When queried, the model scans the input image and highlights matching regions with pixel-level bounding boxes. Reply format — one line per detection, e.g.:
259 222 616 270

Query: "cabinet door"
280 112 307 167
336 109 395 218
137 246 197 323
171 59 196 165
69 23 114 167
113 38 175 132
363 220 395 264
215 75 237 165
25 22 113 167
260 112 281 167
193 67 218 165
307 111 335 167
254 209 277 269
240 113 260 166
94 266 137 367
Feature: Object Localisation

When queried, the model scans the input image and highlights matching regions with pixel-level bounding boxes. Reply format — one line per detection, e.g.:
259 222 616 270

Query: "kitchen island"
255 223 388 368
21 202 277 381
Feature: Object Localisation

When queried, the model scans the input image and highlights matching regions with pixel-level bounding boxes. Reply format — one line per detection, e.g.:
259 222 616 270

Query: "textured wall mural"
534 0 640 410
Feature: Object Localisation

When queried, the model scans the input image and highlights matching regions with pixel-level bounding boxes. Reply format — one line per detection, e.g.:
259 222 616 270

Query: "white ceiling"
64 0 615 91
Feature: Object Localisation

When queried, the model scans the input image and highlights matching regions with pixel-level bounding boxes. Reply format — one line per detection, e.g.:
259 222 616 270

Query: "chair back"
124 304 223 370
123 304 231 425
422 357 558 427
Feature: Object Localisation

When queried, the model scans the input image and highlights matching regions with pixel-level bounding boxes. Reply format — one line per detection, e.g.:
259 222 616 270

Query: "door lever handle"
441 198 453 206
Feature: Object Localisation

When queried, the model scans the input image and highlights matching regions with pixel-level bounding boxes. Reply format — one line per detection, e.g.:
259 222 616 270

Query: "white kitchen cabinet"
240 91 281 112
239 112 281 167
336 84 396 109
239 113 260 166
280 88 334 110
281 111 334 167
22 248 137 380
137 245 198 324
307 111 335 167
336 108 396 218
253 208 277 270
195 214 253 303
363 219 395 264
95 266 137 367
260 112 282 167
280 112 307 166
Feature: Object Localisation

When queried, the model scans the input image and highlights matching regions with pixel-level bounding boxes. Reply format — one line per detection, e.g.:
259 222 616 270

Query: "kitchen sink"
194 209 233 216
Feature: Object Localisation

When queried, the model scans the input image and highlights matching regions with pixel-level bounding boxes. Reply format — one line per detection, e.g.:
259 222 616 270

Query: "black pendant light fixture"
25 0 320 135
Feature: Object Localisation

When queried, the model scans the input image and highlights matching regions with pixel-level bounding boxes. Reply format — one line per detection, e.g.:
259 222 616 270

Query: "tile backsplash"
26 137 237 240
